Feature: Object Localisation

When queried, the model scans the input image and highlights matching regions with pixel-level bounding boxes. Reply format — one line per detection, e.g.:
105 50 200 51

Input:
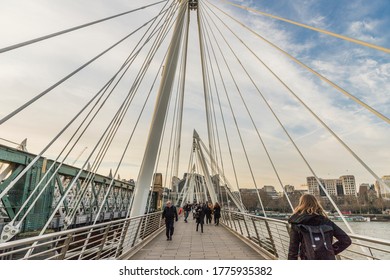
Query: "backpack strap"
307 226 316 249
319 226 332 251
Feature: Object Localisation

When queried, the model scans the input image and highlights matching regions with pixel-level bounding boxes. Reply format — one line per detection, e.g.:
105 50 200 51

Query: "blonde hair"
293 194 327 217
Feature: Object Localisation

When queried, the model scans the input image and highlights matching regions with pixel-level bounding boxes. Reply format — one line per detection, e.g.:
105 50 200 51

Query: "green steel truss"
0 144 134 233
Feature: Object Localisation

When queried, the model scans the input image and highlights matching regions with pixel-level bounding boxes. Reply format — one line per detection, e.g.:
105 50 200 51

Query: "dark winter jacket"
288 213 352 260
184 204 192 212
195 204 206 224
162 205 178 221
213 205 221 218
205 206 212 217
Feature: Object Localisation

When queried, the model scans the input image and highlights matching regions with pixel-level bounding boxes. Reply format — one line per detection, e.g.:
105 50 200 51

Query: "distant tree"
239 189 271 212
288 192 303 210
240 191 258 211
367 191 379 214
259 190 272 211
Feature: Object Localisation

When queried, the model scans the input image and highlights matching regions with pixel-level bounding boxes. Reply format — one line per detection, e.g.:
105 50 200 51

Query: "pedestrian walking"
205 202 213 224
183 202 191 223
213 202 221 226
195 203 206 233
162 201 178 241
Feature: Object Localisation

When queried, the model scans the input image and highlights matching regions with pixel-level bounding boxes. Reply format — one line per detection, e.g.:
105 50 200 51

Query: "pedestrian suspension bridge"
0 0 389 260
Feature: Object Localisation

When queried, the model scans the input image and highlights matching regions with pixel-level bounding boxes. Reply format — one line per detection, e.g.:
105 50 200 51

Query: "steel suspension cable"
197 137 246 210
201 42 220 179
0 0 169 54
58 16 174 228
197 9 241 201
201 21 222 181
129 0 188 218
173 7 190 178
200 5 257 211
218 0 390 54
1 2 177 224
199 6 247 208
166 60 184 203
194 40 227 206
11 17 170 228
64 3 180 225
161 33 188 198
211 3 390 198
197 7 218 175
204 1 356 232
0 7 173 126
161 69 181 203
82 47 170 254
123 2 182 217
115 17 182 245
152 8 190 208
202 2 294 210
27 3 179 241
128 3 189 214
208 1 390 125
178 138 197 206
198 4 242 206
183 149 196 206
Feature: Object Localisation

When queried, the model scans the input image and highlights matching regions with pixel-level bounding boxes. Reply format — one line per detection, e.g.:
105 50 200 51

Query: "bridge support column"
130 1 188 217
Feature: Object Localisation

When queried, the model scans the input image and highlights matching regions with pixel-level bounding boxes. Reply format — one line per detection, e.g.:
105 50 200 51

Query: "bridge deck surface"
129 216 265 260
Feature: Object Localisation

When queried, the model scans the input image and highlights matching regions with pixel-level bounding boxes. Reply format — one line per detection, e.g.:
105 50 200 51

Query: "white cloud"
0 0 389 193
348 19 382 43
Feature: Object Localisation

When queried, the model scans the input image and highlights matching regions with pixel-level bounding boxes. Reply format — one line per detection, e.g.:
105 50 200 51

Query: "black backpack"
297 224 336 260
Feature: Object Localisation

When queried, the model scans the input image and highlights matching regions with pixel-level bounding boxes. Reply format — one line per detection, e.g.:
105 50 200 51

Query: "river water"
335 221 390 240
333 221 390 260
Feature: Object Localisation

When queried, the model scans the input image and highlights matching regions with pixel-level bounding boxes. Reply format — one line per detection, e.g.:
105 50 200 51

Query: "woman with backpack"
288 194 352 260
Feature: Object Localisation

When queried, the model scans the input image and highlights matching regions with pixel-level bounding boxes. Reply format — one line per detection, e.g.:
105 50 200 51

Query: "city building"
375 175 390 200
148 173 164 212
359 183 370 197
307 175 357 197
307 176 320 196
340 175 356 196
262 185 279 199
284 185 295 195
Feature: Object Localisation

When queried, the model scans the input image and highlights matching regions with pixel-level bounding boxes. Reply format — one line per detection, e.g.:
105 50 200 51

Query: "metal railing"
221 210 390 260
0 211 164 260
2 209 389 260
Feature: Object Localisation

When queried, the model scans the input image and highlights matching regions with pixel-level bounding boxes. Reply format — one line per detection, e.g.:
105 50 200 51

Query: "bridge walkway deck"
128 215 266 260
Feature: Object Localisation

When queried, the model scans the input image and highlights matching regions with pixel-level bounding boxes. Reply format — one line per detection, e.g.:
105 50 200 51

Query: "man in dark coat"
162 201 178 241
205 203 212 224
195 203 206 233
183 202 192 223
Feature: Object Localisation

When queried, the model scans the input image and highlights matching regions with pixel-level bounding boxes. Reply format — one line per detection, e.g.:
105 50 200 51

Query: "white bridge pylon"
177 130 245 211
129 0 188 218
129 0 246 217
0 0 389 250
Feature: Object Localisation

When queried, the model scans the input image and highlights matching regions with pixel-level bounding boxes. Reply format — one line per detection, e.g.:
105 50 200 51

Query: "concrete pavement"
129 216 265 260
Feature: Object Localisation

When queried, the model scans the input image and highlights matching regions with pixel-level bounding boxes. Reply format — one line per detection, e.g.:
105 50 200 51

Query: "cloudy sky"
0 0 389 192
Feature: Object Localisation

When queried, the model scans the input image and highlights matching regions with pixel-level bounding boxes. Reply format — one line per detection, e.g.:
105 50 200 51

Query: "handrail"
221 210 390 260
0 211 163 260
1 209 388 260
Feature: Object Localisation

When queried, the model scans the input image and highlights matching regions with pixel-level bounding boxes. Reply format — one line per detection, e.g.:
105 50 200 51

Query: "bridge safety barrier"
221 210 390 260
0 211 164 260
